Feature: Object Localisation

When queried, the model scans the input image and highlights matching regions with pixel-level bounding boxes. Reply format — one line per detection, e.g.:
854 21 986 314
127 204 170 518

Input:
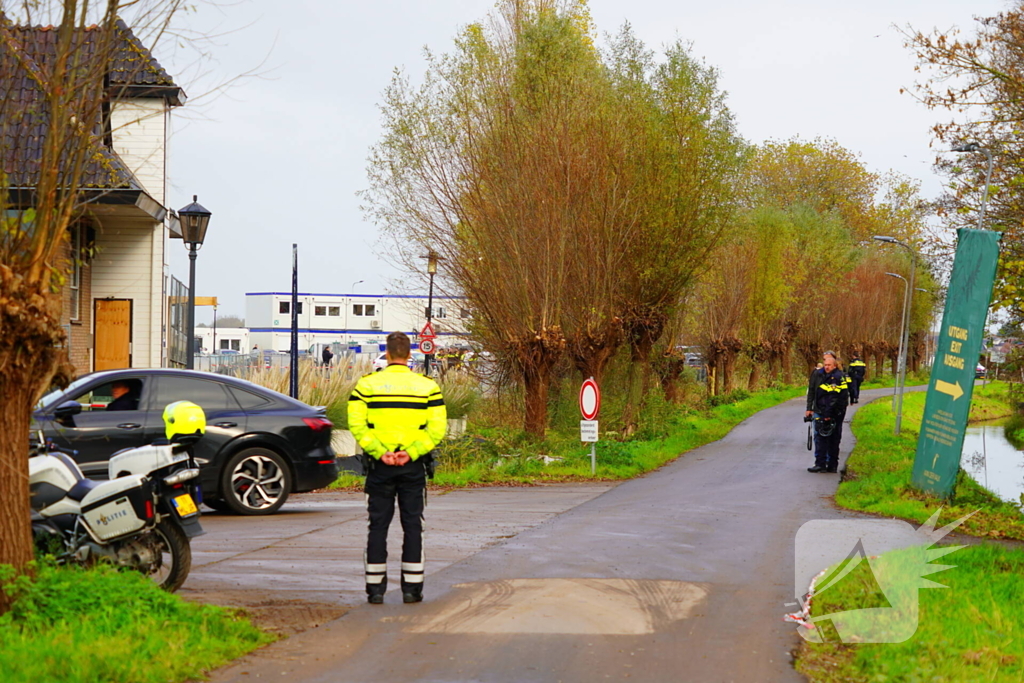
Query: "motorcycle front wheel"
149 520 192 592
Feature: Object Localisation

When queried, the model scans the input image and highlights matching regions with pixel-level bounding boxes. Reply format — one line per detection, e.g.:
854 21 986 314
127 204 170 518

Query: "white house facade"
245 292 471 353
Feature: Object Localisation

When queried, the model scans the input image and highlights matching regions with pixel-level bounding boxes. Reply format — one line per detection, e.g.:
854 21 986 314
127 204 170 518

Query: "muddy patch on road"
184 590 350 637
401 578 708 635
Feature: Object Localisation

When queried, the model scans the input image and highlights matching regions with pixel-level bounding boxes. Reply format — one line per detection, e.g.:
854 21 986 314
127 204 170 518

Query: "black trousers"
849 377 863 402
813 417 844 470
364 459 426 594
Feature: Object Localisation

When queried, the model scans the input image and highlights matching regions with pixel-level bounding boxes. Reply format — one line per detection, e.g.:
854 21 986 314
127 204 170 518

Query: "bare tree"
0 1 188 600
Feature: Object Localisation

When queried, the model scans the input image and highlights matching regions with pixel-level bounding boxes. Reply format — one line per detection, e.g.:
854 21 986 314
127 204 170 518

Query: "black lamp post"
178 195 212 370
421 250 440 377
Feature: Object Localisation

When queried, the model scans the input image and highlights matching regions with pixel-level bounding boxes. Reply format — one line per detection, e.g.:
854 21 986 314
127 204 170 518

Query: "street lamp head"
885 272 905 280
421 250 441 275
873 235 897 244
178 195 212 247
952 142 980 153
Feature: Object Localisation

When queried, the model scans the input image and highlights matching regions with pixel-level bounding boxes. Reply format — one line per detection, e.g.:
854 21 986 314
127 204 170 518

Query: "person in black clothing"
847 354 867 404
322 345 334 367
804 351 849 473
105 380 140 411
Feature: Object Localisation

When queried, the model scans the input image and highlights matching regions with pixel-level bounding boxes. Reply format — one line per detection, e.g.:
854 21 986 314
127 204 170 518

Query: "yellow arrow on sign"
936 379 964 400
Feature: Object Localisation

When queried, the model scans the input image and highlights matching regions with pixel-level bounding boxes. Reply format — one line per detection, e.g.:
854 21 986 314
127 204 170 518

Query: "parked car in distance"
32 369 338 515
976 363 987 379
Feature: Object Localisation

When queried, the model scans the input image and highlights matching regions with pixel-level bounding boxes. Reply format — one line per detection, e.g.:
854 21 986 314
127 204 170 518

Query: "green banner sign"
913 228 1001 497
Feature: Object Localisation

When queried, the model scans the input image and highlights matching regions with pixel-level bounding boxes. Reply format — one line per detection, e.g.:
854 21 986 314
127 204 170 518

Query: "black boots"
403 589 423 604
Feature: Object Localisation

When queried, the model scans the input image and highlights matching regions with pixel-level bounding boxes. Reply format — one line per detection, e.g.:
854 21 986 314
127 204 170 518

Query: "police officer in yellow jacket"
349 331 447 604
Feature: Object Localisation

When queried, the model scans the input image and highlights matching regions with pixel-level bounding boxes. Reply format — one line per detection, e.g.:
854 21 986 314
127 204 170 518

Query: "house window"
68 225 83 321
315 305 327 316
365 304 376 316
232 339 240 351
431 306 446 319
328 306 340 316
279 302 302 314
460 308 472 319
353 304 363 316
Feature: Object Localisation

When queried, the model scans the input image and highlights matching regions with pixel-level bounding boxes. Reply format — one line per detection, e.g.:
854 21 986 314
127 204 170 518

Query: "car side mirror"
54 400 83 426
54 400 83 418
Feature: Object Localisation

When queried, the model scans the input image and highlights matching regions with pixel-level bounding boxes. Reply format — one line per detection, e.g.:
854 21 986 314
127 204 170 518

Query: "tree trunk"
747 363 760 391
522 365 551 438
782 346 793 385
0 281 70 612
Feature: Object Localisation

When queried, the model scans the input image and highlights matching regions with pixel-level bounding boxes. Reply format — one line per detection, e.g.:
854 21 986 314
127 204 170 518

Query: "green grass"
860 368 931 390
835 381 1024 540
797 543 1024 682
798 382 1024 682
0 562 272 683
328 385 807 489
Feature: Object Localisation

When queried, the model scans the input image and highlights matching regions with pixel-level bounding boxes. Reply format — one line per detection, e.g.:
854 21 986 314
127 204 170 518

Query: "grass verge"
835 381 1024 540
328 385 807 489
796 543 1024 682
1 562 272 683
796 380 1024 682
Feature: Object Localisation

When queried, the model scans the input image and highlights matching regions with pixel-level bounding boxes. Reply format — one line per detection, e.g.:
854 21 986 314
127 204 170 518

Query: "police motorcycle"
28 401 207 592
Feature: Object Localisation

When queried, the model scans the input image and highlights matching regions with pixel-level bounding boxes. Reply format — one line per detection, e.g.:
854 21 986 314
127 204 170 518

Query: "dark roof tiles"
0 19 175 191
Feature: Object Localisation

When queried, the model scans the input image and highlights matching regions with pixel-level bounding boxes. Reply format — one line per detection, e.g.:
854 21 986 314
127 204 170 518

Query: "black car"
32 369 339 515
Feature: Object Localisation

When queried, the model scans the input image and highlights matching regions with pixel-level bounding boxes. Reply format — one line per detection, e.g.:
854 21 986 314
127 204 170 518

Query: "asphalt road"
207 387 927 683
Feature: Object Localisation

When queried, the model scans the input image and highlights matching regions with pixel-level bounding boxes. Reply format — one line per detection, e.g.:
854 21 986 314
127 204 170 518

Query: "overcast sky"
159 0 1008 323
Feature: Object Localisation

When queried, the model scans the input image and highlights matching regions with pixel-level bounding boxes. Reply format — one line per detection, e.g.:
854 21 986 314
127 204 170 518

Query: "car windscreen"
36 374 98 409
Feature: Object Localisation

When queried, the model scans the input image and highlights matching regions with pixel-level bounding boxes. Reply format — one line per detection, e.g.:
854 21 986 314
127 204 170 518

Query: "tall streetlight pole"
178 196 212 370
952 142 995 232
875 235 917 435
953 142 997 387
885 271 909 407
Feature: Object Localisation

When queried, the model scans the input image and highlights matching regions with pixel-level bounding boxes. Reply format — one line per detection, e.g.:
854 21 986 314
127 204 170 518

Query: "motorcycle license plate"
173 493 198 517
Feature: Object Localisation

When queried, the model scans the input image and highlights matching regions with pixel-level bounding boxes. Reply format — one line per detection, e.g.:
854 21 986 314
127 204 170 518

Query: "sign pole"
579 377 601 474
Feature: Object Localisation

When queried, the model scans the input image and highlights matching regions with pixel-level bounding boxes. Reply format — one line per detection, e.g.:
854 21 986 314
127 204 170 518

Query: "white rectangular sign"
580 420 599 442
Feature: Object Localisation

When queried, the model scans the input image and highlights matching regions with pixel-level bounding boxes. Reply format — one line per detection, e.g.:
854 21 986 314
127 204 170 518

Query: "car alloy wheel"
221 448 293 515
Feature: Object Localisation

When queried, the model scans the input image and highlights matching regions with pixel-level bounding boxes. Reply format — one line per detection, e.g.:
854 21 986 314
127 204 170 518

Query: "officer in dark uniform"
847 354 867 404
804 351 849 473
348 331 447 604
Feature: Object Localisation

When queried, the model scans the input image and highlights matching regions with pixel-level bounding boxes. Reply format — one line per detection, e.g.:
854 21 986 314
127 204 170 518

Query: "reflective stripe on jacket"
848 359 867 380
806 368 849 418
348 364 447 460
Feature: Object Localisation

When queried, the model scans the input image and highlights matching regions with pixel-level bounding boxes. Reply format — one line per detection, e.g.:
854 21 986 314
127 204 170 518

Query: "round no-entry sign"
579 378 600 420
420 339 436 354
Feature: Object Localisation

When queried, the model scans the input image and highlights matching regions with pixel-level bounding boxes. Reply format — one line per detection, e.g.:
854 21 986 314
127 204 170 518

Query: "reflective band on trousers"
402 556 425 583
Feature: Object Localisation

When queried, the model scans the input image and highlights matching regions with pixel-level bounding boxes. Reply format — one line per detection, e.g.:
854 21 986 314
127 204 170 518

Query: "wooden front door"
94 299 132 371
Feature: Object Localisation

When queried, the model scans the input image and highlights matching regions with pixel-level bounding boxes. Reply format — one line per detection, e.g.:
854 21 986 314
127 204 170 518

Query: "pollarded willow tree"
0 1 191 598
364 0 738 436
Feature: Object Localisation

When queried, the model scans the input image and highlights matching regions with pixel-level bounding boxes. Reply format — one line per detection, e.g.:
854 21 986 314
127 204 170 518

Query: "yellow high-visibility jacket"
348 363 447 461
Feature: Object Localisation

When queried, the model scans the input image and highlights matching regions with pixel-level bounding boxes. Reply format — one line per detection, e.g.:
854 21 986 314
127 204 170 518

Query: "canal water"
961 420 1024 504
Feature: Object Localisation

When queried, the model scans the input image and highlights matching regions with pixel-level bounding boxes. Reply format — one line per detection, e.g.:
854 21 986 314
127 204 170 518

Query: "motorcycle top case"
29 453 85 510
109 443 187 479
80 474 152 541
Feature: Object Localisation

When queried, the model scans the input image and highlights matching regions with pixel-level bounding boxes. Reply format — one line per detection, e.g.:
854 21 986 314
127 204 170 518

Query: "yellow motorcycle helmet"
163 400 206 443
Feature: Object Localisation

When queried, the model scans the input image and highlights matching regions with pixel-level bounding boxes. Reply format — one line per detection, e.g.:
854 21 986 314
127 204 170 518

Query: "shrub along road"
207 386 933 683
